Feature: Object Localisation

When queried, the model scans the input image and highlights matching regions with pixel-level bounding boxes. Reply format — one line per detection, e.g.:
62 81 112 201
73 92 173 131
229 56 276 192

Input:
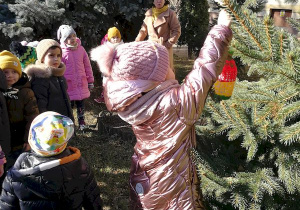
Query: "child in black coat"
0 111 102 209
24 39 74 122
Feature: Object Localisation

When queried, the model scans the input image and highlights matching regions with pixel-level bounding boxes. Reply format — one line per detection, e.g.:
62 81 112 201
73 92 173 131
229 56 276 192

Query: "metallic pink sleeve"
176 25 233 126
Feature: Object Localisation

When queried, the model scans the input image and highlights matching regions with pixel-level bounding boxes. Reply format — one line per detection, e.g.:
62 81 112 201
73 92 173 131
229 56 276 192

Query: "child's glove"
218 10 231 27
88 83 94 90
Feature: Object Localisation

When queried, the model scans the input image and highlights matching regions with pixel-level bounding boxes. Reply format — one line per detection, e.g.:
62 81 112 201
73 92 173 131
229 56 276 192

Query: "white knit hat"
57 25 76 44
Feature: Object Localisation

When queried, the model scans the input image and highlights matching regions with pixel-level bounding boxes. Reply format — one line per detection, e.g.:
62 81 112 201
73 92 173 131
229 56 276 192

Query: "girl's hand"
218 10 232 27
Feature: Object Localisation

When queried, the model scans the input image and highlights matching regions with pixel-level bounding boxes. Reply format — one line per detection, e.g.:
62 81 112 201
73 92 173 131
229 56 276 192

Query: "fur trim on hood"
90 42 115 77
24 62 66 79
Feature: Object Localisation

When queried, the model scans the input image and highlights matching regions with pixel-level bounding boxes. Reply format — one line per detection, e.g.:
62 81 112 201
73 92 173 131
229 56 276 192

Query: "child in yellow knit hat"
107 27 122 44
0 50 39 173
94 27 124 104
0 50 22 86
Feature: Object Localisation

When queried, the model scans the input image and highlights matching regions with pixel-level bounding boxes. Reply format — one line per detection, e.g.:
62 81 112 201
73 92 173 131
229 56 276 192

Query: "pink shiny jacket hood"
108 25 232 209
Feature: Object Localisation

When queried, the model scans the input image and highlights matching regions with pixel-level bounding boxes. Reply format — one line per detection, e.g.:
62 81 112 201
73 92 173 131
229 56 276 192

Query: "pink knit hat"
91 41 169 82
91 41 169 111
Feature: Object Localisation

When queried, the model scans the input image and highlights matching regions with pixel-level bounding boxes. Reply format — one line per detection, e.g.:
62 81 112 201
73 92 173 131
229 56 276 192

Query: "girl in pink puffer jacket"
91 11 232 210
57 25 94 130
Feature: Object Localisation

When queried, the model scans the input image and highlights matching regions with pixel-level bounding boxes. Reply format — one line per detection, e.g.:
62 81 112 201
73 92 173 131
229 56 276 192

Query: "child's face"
3 68 20 87
110 36 121 44
65 33 77 46
43 48 62 68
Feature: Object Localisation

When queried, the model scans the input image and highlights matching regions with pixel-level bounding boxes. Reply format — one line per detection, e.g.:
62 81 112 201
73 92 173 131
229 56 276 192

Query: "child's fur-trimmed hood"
24 62 66 79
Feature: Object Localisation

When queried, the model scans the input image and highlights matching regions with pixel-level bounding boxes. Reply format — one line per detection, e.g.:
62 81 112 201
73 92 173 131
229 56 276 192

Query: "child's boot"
79 119 86 131
94 91 105 103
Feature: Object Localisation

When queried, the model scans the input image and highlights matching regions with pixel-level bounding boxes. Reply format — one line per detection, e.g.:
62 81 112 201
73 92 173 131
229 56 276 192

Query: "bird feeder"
213 53 237 100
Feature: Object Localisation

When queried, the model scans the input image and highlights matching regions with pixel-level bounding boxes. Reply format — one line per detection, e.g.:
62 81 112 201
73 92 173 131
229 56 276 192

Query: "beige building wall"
263 0 300 18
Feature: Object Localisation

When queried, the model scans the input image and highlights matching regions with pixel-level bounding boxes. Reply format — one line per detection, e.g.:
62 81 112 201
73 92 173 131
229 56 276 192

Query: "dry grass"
69 57 194 209
174 55 195 83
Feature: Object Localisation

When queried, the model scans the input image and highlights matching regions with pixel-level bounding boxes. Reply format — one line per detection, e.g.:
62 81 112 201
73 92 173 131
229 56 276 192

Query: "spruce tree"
178 0 209 58
0 0 149 50
193 0 300 209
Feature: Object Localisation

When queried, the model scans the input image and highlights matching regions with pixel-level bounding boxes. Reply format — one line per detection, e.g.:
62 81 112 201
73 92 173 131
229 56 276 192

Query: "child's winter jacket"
0 147 102 209
61 38 94 101
3 73 39 150
0 71 10 155
24 63 74 121
112 25 232 209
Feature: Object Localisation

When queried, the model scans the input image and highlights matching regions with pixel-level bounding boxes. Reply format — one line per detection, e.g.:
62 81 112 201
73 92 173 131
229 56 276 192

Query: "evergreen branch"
287 52 297 75
214 124 231 136
207 102 224 121
276 96 300 122
231 40 273 64
280 33 283 60
223 0 263 50
276 150 300 193
230 193 248 210
250 63 299 83
191 149 232 188
243 132 258 160
287 17 300 31
196 0 300 208
221 101 245 129
279 122 300 145
263 17 273 61
242 10 255 30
